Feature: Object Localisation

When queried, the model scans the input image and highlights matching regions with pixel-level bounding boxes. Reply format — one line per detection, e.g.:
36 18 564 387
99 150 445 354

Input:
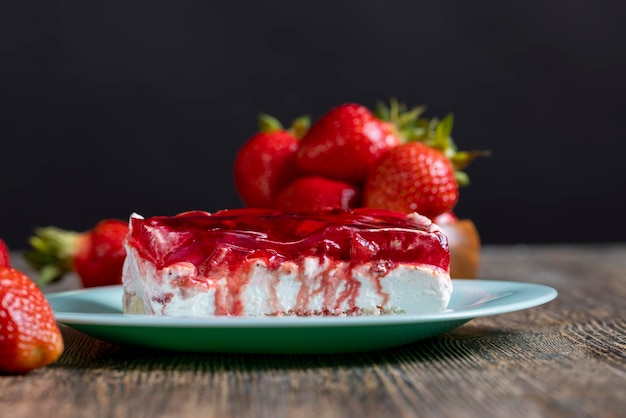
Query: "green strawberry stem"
24 227 80 286
375 98 490 186
258 113 284 133
289 115 311 140
258 113 310 139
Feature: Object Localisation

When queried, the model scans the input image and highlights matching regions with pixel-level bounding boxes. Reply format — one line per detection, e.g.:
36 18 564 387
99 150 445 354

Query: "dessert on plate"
122 208 452 317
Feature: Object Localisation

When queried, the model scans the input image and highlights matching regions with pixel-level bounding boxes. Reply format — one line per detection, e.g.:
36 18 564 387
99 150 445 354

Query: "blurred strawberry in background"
25 219 129 288
295 103 402 184
273 176 361 212
234 113 309 208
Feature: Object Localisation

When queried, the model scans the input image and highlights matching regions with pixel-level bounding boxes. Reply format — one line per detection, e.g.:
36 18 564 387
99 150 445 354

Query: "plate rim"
46 279 558 328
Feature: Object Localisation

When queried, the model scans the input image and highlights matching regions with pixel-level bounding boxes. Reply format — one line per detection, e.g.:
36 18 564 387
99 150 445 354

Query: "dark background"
2 1 625 249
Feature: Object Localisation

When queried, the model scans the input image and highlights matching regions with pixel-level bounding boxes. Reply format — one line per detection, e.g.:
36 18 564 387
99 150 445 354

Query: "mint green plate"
46 280 557 354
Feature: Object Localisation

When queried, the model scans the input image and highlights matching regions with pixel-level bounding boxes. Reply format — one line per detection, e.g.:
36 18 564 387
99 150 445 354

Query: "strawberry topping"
126 208 450 273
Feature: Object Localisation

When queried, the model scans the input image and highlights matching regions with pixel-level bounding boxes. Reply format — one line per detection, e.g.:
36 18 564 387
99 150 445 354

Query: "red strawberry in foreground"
296 103 402 184
25 219 129 288
364 142 459 219
273 176 361 212
0 266 64 374
234 114 308 208
0 238 10 267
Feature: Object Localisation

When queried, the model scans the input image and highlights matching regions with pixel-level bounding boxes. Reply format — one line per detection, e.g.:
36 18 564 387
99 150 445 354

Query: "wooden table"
2 245 625 417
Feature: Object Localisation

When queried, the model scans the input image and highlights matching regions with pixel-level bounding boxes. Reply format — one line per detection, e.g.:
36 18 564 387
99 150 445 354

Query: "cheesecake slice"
122 208 452 317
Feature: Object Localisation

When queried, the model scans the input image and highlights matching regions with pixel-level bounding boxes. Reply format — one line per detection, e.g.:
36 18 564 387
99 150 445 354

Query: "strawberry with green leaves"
295 103 402 185
0 266 64 374
234 99 487 217
364 142 459 219
375 99 488 186
365 99 489 219
273 176 361 212
26 219 129 288
234 114 309 208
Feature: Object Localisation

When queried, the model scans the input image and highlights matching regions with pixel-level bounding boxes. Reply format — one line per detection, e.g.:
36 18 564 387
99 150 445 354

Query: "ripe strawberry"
374 99 490 187
25 219 129 288
364 99 490 218
0 238 10 267
295 103 402 184
234 114 308 208
273 176 361 212
0 266 64 374
363 142 459 219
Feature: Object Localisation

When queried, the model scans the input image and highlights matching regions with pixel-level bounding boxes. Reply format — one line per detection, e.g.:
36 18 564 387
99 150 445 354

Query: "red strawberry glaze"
128 208 449 269
125 208 450 316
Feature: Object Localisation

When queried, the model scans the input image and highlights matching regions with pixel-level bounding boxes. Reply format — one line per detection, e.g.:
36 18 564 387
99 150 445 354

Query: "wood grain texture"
1 245 624 418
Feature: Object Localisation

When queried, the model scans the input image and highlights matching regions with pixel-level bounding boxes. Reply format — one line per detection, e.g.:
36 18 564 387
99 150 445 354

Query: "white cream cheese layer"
122 246 452 317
